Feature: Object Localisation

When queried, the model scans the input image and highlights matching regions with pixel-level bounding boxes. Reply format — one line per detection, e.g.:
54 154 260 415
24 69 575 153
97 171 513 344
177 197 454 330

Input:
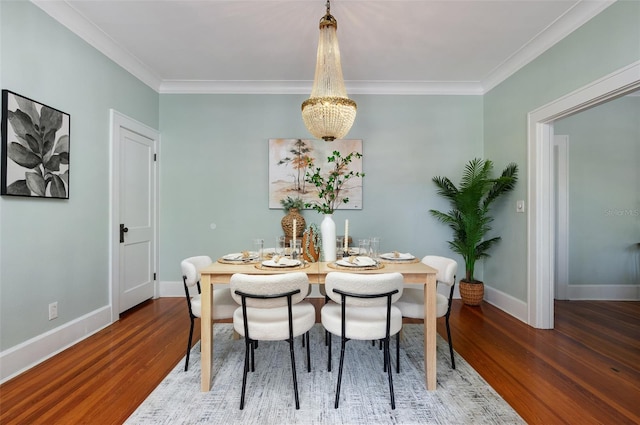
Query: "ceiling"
32 0 615 95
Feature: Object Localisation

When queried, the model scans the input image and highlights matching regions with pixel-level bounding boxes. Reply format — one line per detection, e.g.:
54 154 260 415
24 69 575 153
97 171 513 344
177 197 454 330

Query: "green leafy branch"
304 150 364 215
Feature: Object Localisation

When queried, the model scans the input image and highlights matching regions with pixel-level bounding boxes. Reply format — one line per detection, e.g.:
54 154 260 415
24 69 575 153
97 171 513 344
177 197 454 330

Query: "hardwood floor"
446 300 640 425
0 298 199 425
0 298 638 424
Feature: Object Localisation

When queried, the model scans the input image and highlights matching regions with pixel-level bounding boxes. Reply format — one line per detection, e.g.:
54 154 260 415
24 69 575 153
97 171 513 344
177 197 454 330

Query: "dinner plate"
336 256 377 267
261 258 301 268
222 252 258 261
379 252 415 261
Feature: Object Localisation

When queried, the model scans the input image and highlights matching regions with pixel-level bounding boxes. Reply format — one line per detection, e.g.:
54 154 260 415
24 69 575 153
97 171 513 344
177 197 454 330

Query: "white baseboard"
0 306 112 384
159 280 187 297
567 284 640 300
483 285 529 324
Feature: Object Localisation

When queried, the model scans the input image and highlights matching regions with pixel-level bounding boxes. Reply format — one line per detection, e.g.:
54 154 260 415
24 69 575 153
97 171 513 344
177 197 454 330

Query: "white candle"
344 219 349 251
293 219 297 247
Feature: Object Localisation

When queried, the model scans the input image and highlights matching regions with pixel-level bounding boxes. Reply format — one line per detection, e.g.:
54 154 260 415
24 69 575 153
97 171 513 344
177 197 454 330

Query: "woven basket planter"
459 280 484 306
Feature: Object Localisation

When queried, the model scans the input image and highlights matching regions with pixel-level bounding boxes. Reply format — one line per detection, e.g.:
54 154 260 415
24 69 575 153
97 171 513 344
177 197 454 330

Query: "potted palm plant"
430 158 518 305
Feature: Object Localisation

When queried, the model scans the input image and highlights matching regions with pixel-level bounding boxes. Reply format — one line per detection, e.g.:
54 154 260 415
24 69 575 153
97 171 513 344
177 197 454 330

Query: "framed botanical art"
1 90 70 198
268 138 363 209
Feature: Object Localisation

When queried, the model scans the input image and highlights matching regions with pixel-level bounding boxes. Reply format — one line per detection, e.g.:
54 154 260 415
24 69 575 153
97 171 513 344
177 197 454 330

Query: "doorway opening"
527 61 640 329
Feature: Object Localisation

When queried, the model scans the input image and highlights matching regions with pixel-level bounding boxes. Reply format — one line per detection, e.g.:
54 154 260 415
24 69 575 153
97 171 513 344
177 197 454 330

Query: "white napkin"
270 256 299 266
277 257 299 266
223 252 255 260
381 252 414 260
342 256 376 266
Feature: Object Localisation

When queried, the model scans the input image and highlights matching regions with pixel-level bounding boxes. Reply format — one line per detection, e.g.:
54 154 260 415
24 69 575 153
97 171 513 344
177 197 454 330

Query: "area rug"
125 324 524 425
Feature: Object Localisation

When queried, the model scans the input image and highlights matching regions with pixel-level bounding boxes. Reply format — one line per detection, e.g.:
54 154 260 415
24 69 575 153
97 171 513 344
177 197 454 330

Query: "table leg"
424 277 437 390
200 274 213 391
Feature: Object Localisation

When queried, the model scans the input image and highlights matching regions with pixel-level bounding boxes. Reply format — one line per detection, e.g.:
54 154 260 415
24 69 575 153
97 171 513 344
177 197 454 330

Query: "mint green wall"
0 1 159 350
555 96 640 287
483 1 640 301
158 94 483 280
2 0 638 356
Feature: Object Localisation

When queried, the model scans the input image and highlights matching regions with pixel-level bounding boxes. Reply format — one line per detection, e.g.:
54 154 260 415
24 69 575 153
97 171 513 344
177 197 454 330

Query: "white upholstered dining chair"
395 255 458 369
180 255 238 372
321 271 404 409
230 272 315 410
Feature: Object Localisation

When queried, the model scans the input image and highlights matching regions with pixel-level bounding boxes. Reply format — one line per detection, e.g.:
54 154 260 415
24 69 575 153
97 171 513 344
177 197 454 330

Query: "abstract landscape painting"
268 138 362 209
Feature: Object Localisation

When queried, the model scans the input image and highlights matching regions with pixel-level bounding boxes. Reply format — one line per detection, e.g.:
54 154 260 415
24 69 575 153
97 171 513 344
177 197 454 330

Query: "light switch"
516 200 525 213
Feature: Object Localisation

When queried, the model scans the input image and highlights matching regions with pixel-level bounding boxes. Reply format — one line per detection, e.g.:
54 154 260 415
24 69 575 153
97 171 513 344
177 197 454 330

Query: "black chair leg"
334 336 347 408
306 332 311 372
445 316 456 369
240 339 251 410
248 339 257 372
396 332 400 373
288 337 300 409
324 295 330 347
383 340 388 372
184 317 194 371
327 332 332 371
384 337 396 410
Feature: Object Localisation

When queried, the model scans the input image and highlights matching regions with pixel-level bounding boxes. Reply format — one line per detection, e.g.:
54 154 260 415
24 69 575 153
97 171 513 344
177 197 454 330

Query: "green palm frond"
429 158 518 281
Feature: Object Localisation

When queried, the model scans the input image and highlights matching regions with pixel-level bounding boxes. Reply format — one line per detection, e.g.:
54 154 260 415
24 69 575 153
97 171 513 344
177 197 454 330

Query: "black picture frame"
1 90 70 198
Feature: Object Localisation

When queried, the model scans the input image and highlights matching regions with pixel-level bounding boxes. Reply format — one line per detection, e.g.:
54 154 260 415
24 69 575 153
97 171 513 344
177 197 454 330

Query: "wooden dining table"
198 259 438 392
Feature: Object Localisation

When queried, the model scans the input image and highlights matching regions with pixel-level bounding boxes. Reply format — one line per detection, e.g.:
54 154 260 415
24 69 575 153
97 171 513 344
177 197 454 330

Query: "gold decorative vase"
302 227 321 262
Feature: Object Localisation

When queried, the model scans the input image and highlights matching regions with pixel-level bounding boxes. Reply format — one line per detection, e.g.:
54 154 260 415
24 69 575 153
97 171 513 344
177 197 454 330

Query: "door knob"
120 224 129 243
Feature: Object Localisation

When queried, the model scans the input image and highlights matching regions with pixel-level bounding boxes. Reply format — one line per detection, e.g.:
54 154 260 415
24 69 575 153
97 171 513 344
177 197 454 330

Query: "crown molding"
31 0 163 91
159 80 484 95
481 0 616 93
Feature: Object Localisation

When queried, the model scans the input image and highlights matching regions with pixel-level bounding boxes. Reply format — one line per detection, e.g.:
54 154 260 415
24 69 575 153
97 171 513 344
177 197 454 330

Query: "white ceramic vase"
320 214 337 262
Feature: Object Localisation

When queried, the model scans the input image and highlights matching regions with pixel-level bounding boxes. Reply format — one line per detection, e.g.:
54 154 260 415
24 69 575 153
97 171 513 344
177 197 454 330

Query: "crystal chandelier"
301 0 356 142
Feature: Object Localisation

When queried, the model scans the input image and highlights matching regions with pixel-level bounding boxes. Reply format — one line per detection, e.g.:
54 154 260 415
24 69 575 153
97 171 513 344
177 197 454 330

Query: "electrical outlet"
516 200 525 213
48 302 58 320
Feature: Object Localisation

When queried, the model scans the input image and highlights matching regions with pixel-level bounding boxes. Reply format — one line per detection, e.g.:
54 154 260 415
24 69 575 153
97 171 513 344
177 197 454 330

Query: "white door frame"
527 61 640 329
109 110 160 321
554 135 569 300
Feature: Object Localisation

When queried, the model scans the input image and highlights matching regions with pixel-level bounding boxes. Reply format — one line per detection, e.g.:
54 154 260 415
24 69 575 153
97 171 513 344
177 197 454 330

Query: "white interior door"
119 127 156 312
110 110 159 316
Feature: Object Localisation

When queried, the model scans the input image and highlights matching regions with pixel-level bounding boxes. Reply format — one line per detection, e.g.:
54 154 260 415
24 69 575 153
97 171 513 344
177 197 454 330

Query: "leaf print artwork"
1 90 70 198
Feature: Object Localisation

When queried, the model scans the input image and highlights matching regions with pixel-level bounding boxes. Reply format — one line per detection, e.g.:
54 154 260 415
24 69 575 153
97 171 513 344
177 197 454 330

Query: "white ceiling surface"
32 0 615 95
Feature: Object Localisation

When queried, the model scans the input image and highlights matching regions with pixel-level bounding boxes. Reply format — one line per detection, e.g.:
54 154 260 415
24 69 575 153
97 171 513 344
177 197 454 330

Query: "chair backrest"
181 255 212 287
421 256 457 287
229 272 309 308
324 272 404 307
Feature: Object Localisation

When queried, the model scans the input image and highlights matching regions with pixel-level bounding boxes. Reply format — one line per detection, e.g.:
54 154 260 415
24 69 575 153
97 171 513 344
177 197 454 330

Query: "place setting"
217 251 260 264
328 237 384 270
377 251 420 264
254 236 310 270
217 238 270 264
